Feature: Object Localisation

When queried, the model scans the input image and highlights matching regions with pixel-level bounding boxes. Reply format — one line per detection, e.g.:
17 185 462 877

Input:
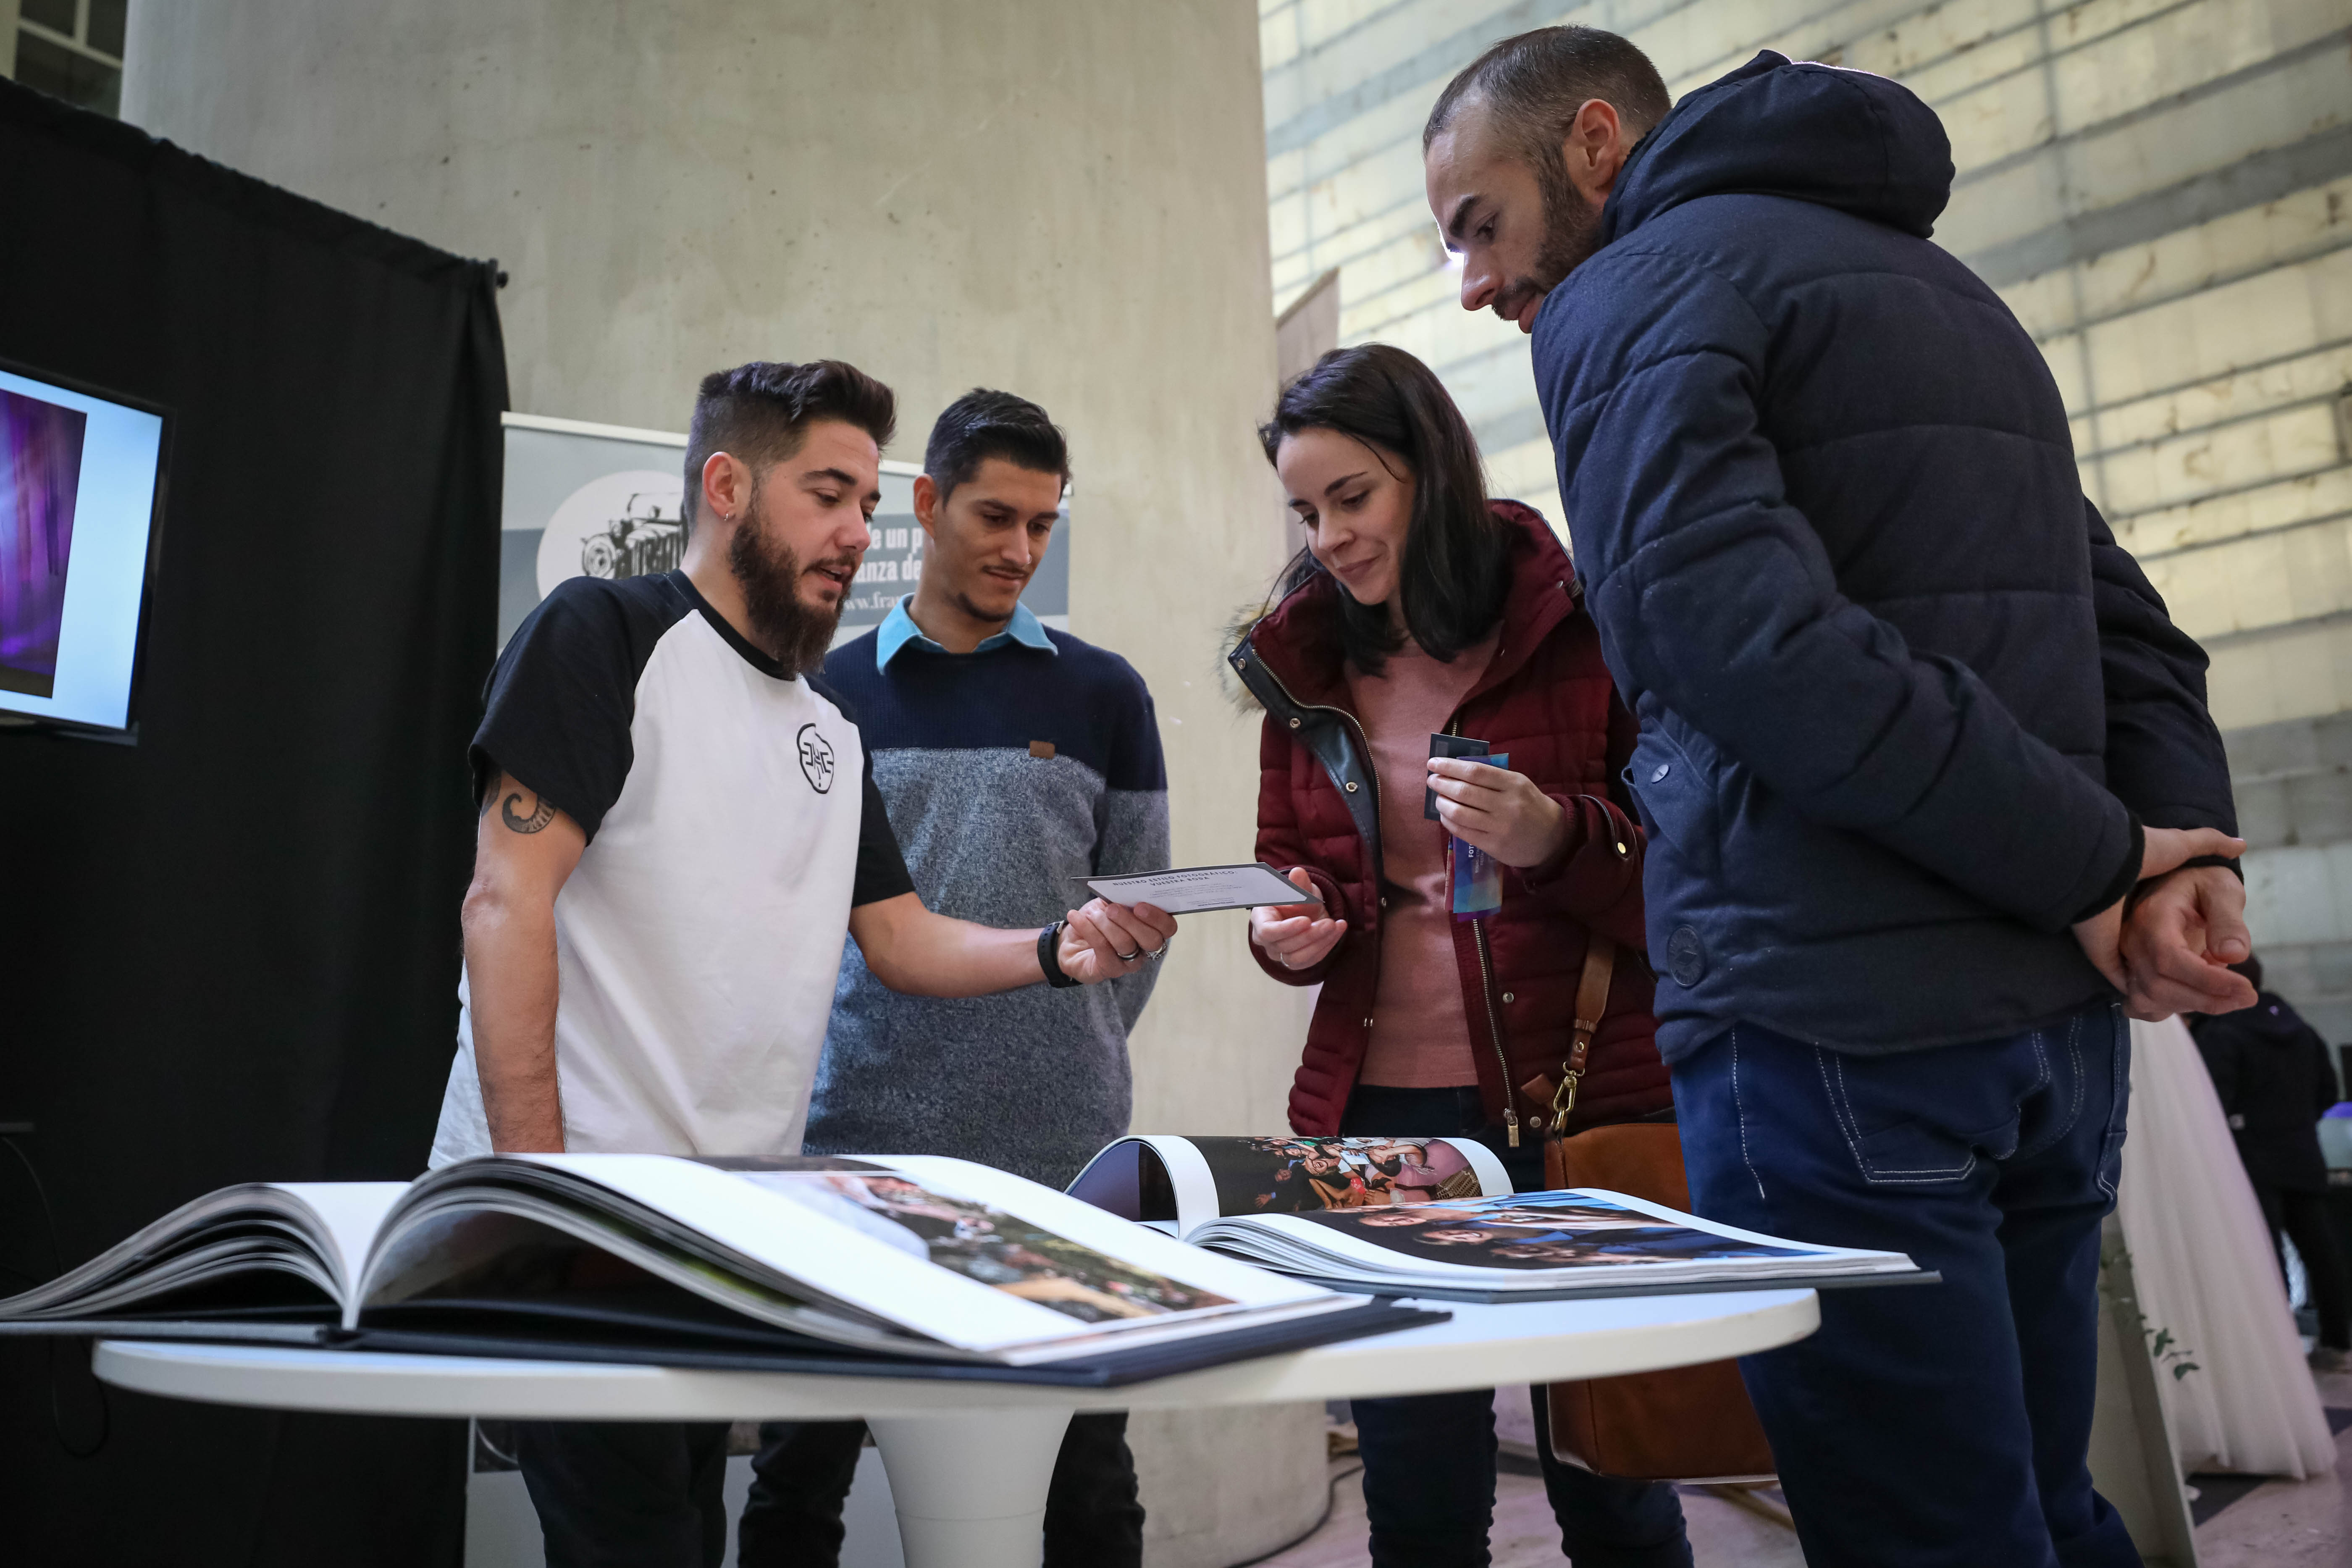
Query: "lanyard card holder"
1448 751 1508 920
1426 733 1491 818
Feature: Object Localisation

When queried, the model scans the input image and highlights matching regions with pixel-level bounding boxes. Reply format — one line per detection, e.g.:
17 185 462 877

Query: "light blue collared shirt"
874 598 1057 670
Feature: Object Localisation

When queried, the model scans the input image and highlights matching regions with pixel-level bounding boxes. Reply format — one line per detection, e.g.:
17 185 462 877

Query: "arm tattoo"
500 785 556 835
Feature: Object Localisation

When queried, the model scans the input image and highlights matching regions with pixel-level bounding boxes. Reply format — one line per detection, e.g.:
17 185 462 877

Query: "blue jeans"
1341 1085 1693 1568
1673 1004 2140 1568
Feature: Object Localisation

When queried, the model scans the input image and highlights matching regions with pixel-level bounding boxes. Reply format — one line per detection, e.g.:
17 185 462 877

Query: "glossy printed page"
1065 1135 1510 1237
1193 1188 1915 1287
0 1183 406 1320
1194 1136 1507 1217
391 1154 1333 1358
733 1166 1236 1326
885 1155 1334 1311
265 1183 411 1297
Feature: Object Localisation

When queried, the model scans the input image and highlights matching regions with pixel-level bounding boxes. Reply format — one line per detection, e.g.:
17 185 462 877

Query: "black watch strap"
1039 919 1082 988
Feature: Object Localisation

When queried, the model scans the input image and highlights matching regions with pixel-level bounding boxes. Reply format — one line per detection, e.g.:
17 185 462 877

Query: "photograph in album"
1068 1135 1929 1303
1286 1191 1826 1269
1068 1133 1514 1234
735 1167 1233 1321
1200 1135 1493 1213
0 1153 1438 1385
1189 1187 1927 1301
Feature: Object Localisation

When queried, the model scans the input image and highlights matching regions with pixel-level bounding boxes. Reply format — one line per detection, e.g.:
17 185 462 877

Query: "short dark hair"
1424 26 1672 163
1258 344 1509 676
924 388 1070 504
683 360 897 528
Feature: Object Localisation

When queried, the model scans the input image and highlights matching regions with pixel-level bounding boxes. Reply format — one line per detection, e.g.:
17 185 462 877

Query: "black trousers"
739 1411 1143 1568
514 1421 732 1568
1341 1085 1692 1568
2258 1182 2352 1350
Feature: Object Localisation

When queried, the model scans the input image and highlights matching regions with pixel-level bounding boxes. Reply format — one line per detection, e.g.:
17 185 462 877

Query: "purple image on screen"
0 389 88 699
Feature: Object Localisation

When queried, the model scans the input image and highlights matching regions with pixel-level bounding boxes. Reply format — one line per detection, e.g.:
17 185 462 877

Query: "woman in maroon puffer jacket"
1231 344 1688 1568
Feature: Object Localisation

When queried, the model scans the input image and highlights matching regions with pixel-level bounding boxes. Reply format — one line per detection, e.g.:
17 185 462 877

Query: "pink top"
1344 630 1499 1088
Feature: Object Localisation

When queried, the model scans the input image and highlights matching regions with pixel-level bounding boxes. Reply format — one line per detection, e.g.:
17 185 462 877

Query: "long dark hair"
1258 344 1510 674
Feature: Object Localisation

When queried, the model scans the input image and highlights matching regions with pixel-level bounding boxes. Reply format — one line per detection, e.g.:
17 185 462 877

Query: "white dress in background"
2116 1016 2336 1478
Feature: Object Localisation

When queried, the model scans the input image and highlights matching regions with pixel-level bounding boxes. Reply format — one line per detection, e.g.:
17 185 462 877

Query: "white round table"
98 1289 1816 1568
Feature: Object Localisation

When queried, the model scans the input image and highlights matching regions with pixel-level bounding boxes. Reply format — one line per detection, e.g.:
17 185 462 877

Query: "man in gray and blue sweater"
738 390 1168 1568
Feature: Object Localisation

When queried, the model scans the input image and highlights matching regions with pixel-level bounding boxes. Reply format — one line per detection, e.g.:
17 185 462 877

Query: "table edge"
94 1289 1820 1420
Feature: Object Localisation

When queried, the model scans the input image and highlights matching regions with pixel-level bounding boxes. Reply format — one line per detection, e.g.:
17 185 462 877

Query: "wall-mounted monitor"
0 360 168 737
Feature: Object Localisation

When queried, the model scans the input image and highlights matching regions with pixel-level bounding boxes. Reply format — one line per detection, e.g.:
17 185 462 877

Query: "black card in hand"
1427 734 1490 819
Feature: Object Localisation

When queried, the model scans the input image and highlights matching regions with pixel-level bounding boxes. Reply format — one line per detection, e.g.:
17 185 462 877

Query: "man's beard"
1494 155 1604 323
726 502 850 676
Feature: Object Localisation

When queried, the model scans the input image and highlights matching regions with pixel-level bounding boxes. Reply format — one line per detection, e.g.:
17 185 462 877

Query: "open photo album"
0 1154 1441 1386
1068 1135 1929 1303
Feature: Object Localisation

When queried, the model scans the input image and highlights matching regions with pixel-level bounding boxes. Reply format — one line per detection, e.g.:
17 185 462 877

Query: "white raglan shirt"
429 571 913 1165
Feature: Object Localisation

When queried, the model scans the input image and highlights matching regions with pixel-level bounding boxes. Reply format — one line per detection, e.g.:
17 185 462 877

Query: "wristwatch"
1038 919 1082 989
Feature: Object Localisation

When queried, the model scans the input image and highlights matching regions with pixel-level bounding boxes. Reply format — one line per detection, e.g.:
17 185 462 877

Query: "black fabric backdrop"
0 81 504 1564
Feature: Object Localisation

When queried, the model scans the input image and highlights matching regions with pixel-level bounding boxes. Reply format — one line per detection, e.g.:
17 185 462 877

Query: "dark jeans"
1340 1083 1693 1568
514 1420 731 1568
2258 1183 2352 1350
1675 1003 2141 1568
740 1411 1142 1568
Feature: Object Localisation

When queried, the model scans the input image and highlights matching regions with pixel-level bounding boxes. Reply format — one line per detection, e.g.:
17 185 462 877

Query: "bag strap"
1518 933 1615 1129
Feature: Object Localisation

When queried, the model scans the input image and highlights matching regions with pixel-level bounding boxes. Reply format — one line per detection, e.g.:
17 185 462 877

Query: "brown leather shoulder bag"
1518 935 1777 1484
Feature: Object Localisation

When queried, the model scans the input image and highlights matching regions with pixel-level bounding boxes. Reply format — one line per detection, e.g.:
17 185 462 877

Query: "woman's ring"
1115 948 1143 962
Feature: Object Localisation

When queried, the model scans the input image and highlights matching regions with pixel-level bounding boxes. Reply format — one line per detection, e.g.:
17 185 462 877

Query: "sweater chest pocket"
1626 726 1718 879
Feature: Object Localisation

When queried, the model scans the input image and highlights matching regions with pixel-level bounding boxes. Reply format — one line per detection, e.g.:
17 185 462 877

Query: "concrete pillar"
123 3 1325 1562
124 0 1313 1140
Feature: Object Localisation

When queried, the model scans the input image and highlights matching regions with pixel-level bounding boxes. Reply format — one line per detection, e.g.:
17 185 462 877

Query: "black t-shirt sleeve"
471 579 663 842
851 749 916 907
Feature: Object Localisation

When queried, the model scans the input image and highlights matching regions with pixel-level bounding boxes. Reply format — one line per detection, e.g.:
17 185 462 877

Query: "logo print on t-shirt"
797 723 837 793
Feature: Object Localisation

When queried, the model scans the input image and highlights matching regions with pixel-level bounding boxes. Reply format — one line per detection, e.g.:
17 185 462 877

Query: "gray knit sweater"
802 620 1168 1187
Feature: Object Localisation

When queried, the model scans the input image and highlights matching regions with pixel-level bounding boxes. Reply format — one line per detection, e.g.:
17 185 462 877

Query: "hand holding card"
1428 746 1572 871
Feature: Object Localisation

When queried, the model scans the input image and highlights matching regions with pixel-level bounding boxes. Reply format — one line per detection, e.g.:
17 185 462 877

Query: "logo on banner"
535 470 688 598
797 724 837 793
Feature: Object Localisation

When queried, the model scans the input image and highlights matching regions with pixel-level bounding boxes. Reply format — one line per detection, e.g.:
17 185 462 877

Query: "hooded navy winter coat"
1531 52 2236 1061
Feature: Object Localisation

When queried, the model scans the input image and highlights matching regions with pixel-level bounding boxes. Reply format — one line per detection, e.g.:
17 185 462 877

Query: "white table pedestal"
868 1408 1073 1568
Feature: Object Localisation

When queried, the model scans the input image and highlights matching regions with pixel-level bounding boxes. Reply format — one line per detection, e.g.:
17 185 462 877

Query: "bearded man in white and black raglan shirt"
428 360 1173 1568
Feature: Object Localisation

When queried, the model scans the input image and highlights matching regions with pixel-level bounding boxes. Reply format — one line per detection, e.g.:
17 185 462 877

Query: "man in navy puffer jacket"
1426 29 2256 1568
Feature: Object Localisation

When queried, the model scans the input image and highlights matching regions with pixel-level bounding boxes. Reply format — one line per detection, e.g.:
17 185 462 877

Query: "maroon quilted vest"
1229 502 1672 1141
